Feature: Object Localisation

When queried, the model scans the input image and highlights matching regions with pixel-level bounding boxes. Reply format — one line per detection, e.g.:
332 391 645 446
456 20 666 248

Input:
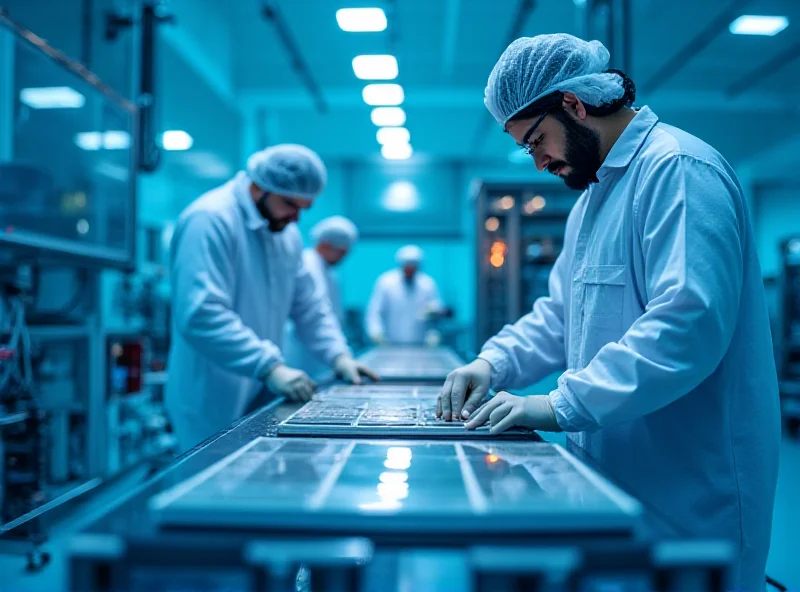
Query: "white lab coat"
283 248 344 380
479 107 780 592
165 172 350 451
366 269 441 345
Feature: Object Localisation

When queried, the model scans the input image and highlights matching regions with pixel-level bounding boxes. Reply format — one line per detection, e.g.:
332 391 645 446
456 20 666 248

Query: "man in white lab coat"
166 145 376 452
283 216 365 380
365 245 443 346
438 35 780 591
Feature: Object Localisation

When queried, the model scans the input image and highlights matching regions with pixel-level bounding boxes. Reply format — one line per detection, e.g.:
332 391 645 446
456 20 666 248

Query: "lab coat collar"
233 171 267 231
599 106 659 172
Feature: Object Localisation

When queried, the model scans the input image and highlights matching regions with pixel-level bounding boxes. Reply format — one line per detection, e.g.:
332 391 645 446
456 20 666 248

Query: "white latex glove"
465 392 562 435
424 330 441 348
369 331 386 345
333 355 381 385
436 358 493 422
265 364 316 402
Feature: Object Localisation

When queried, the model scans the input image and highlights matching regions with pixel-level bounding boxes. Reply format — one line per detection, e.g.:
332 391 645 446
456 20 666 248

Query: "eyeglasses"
280 197 302 212
265 192 308 212
519 109 550 156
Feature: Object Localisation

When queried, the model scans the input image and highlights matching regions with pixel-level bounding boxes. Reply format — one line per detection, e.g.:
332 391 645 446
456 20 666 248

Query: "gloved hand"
424 329 441 348
334 355 381 385
418 303 443 321
265 364 316 402
369 330 386 345
465 392 562 434
436 358 493 422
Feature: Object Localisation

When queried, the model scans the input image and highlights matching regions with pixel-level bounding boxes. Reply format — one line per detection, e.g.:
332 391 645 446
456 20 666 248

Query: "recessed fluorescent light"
75 132 103 151
377 127 410 145
74 131 131 151
103 131 131 150
20 86 85 109
729 15 788 36
353 55 398 80
363 84 404 106
336 8 387 32
371 107 406 126
382 180 419 211
381 143 412 160
161 130 193 151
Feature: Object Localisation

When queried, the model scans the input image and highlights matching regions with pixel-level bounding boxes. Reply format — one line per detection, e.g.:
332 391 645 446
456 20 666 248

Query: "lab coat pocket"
581 265 626 366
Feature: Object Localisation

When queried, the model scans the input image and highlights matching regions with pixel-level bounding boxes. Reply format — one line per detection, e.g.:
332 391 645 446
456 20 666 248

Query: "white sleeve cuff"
477 349 510 389
548 374 598 432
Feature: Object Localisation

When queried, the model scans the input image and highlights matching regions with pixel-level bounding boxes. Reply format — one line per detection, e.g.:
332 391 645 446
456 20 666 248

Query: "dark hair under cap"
508 69 636 124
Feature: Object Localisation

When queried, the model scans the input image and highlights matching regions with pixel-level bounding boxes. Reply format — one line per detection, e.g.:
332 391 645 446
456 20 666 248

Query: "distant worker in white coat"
166 145 377 452
366 245 443 346
283 216 363 380
437 35 780 592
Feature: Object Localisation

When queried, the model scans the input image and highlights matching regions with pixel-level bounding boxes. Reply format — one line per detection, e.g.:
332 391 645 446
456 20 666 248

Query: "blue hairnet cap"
396 245 423 266
246 144 327 200
484 34 625 126
310 216 359 249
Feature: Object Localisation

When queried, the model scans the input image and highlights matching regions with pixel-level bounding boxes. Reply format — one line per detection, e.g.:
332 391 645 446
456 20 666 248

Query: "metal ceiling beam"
158 15 238 111
726 39 800 97
260 0 327 114
640 0 752 95
470 0 536 154
442 0 462 78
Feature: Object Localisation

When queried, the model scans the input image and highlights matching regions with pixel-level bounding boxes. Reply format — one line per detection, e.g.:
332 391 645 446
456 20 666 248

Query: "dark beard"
548 109 602 191
267 218 292 232
256 193 292 232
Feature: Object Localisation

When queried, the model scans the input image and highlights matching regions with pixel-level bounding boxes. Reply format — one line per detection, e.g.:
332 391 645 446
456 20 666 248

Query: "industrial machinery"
278 384 537 439
779 236 800 437
106 335 175 476
1 5 134 541
68 401 735 592
0 10 172 552
473 182 579 347
64 340 735 591
150 437 642 535
0 265 45 531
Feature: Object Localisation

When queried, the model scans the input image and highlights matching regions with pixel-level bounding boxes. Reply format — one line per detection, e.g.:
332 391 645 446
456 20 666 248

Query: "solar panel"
277 385 533 439
151 437 642 536
356 346 463 381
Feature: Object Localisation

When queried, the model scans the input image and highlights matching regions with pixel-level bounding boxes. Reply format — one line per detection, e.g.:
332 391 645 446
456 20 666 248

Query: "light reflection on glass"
386 446 412 461
358 499 402 512
384 458 411 470
377 482 409 500
379 471 409 484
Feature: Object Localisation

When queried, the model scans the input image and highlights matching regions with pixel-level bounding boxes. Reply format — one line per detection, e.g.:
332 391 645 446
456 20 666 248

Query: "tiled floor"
3 436 799 591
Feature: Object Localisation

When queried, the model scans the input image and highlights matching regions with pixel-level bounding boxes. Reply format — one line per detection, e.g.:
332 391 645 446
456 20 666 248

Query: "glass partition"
0 11 137 269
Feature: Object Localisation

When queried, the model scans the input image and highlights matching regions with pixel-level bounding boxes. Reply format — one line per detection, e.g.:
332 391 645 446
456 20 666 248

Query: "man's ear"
562 92 588 120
